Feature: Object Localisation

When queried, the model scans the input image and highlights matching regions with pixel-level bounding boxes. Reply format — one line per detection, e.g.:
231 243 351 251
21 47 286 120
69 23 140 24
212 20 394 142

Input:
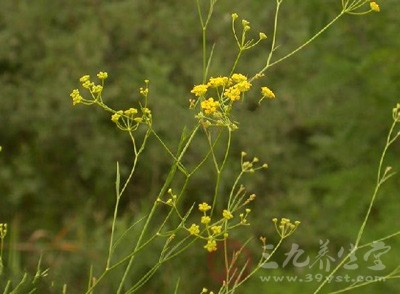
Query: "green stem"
229 50 243 77
356 121 397 246
253 10 345 79
211 129 232 215
231 237 284 290
314 120 399 294
106 130 150 269
265 0 282 68
116 125 200 293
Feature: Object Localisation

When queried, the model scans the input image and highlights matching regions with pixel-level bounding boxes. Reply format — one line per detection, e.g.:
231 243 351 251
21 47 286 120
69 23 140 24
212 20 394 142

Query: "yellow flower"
236 81 251 92
124 108 138 116
111 111 123 122
142 107 151 114
204 238 217 252
231 73 247 83
224 86 241 101
79 75 90 83
82 80 94 89
140 87 149 96
70 89 83 105
208 76 229 88
201 98 220 115
370 2 380 12
259 32 267 40
261 86 276 99
222 210 233 220
201 216 211 225
188 224 200 235
97 71 108 80
273 217 301 238
211 225 222 235
191 84 208 97
199 202 211 212
92 85 103 93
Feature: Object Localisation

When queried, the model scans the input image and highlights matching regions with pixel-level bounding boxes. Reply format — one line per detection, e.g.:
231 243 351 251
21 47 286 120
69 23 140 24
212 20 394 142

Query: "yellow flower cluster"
208 76 229 88
239 208 251 224
222 209 233 220
231 12 268 51
105 80 151 130
124 108 138 116
111 105 151 129
201 216 211 225
191 84 208 97
204 239 217 252
190 73 252 105
70 72 109 106
157 188 179 207
231 73 247 83
199 202 211 212
190 73 253 121
186 202 237 252
370 1 380 12
111 110 123 123
272 218 300 239
343 0 381 14
70 89 83 105
224 74 252 101
97 71 108 80
261 86 276 99
188 224 200 235
200 98 220 115
241 151 268 173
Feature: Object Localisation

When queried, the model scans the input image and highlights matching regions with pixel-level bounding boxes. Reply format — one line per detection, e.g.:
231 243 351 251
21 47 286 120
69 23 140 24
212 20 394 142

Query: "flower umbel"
222 210 233 220
208 76 229 88
191 84 208 97
273 218 300 239
188 224 200 235
92 85 103 94
70 89 83 105
201 216 211 225
211 225 222 235
201 98 220 115
261 86 276 99
79 75 90 83
204 238 217 252
199 202 212 212
111 111 123 123
97 71 108 80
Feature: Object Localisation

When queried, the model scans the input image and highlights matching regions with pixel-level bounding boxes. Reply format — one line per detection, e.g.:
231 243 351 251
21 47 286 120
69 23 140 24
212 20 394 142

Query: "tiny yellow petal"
222 210 233 220
261 86 276 99
370 2 380 12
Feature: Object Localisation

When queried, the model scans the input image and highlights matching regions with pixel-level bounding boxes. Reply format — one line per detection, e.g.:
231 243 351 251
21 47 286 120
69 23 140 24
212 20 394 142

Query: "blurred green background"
0 0 399 293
